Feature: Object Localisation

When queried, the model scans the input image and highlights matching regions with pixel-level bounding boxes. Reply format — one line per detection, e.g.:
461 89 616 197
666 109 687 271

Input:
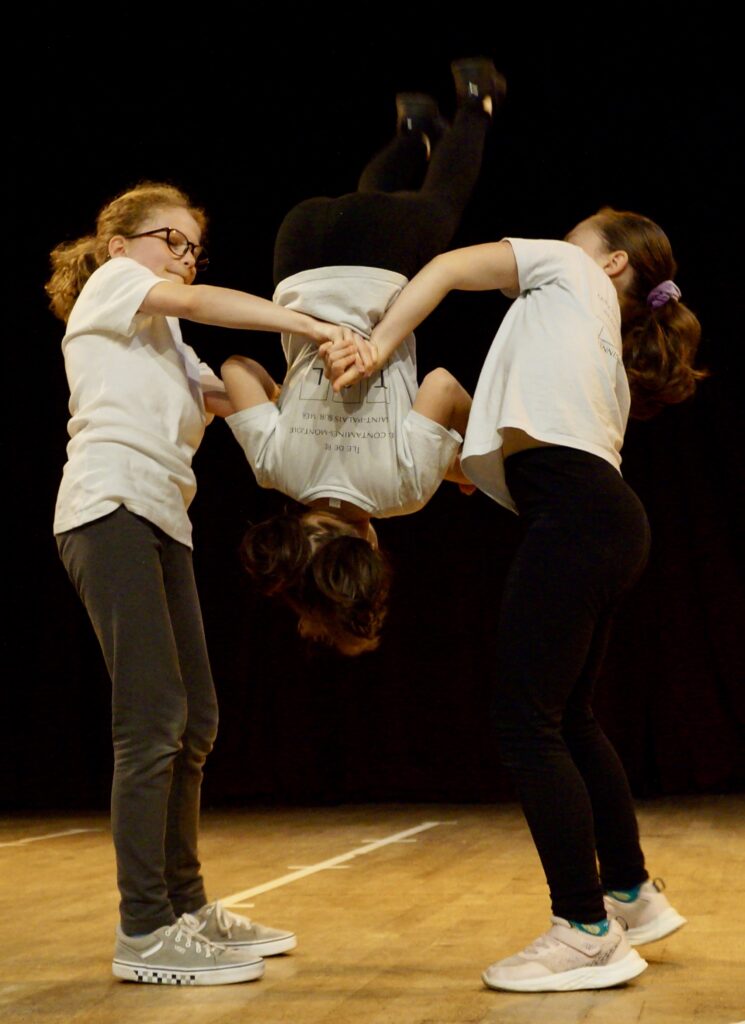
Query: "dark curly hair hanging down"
593 207 706 419
241 512 392 656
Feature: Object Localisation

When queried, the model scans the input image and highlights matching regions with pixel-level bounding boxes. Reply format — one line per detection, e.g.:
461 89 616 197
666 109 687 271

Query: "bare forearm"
180 286 330 340
142 283 331 342
370 242 519 364
370 257 455 364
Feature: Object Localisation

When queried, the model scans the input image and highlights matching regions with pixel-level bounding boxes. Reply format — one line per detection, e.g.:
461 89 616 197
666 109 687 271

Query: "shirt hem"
54 499 193 548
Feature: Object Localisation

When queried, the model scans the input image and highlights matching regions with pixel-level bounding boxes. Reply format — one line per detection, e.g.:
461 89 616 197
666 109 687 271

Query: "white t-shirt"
462 238 630 512
53 257 221 547
227 266 461 517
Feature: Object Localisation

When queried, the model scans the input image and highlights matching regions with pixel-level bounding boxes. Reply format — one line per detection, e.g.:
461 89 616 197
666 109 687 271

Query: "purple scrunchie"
647 280 681 310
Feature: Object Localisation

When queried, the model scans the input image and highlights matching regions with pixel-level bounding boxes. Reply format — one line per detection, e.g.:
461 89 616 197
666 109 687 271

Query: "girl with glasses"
46 181 358 985
221 57 502 655
323 207 703 991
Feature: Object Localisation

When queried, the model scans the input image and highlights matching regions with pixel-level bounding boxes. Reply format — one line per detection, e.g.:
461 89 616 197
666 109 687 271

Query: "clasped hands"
317 328 379 393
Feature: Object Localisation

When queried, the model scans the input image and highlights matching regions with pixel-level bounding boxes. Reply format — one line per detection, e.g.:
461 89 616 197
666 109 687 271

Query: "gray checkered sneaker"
112 914 265 985
482 917 647 993
604 878 687 946
193 901 297 956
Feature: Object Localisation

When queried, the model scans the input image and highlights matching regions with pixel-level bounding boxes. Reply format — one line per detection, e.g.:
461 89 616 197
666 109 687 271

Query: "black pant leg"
562 612 649 894
492 449 650 922
416 106 491 247
357 134 429 193
273 107 491 284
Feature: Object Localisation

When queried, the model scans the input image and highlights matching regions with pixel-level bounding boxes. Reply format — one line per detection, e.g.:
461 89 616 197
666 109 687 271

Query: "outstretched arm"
372 241 519 363
139 281 364 349
325 241 520 391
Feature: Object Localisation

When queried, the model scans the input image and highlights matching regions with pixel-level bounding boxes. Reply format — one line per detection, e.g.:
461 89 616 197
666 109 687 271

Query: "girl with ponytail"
48 181 358 986
322 207 702 992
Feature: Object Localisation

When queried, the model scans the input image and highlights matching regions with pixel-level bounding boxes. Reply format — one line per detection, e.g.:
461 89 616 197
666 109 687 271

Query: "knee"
113 692 188 762
112 725 185 779
221 354 262 377
421 367 459 398
490 686 560 754
562 707 601 752
489 687 526 753
489 706 532 772
185 701 219 759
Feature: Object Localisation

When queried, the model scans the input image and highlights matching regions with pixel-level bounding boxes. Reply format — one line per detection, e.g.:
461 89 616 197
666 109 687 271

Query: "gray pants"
57 507 219 935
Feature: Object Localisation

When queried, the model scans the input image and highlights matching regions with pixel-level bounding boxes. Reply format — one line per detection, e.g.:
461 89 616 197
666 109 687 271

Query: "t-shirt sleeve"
198 362 225 394
504 238 579 294
226 404 280 486
196 363 224 427
66 257 165 339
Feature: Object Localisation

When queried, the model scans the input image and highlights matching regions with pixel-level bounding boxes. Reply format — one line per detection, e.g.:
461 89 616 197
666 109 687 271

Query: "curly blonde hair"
45 182 206 322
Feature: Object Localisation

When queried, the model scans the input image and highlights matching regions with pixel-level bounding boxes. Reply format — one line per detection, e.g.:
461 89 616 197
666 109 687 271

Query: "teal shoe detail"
606 883 643 903
569 918 610 936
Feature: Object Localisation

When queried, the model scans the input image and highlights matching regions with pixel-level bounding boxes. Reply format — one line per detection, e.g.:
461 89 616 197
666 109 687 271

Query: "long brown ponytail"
594 207 705 419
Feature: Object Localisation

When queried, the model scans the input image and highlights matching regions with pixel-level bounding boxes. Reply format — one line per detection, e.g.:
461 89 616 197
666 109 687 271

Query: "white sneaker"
604 878 687 945
192 900 297 956
113 914 265 985
482 917 648 993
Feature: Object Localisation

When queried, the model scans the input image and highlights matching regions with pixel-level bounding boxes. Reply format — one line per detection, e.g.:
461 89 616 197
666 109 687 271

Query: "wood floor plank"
1 797 743 1023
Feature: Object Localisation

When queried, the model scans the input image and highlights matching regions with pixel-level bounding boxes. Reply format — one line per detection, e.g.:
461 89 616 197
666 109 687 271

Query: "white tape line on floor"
221 820 449 904
0 828 102 848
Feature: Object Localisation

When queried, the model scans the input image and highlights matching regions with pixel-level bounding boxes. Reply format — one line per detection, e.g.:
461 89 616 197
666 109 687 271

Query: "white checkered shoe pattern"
112 913 264 985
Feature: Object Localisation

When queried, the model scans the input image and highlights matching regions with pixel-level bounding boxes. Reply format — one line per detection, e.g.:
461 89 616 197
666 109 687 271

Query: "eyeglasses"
123 227 209 270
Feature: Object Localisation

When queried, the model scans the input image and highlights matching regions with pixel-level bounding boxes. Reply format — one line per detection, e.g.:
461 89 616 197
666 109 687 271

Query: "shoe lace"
167 913 227 956
198 900 247 939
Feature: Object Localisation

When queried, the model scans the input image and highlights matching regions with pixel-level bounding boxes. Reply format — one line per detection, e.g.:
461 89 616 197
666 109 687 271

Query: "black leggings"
273 107 490 284
492 447 651 923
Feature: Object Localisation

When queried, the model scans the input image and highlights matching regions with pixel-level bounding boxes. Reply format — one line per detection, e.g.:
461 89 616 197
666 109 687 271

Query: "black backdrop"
6 14 744 811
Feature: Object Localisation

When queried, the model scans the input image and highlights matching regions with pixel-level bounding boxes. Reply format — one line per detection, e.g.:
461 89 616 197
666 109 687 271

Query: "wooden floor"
1 796 743 1023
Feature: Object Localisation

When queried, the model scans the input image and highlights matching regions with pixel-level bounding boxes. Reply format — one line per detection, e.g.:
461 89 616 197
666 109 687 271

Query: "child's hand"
318 339 357 383
312 321 365 353
319 336 379 392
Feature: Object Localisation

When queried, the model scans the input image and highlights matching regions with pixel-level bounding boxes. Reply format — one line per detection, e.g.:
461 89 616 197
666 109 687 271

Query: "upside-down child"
222 58 503 654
